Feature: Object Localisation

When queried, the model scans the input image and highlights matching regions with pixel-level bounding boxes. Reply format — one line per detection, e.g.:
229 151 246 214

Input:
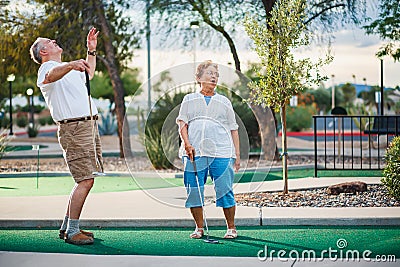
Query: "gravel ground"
235 184 400 208
0 155 316 173
2 155 397 208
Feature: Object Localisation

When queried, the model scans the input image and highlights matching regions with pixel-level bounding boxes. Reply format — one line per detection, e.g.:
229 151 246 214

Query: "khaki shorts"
58 120 103 183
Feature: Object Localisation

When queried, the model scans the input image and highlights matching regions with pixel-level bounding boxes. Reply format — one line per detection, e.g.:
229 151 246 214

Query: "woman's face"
197 65 219 89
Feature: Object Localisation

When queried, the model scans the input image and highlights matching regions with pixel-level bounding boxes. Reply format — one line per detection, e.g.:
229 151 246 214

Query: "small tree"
244 0 331 194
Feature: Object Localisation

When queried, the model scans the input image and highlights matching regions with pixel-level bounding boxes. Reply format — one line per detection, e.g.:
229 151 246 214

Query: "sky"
129 26 399 90
127 1 399 90
8 0 399 89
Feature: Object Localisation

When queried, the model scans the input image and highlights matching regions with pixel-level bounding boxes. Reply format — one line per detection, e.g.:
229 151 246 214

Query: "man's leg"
64 179 94 244
68 179 94 219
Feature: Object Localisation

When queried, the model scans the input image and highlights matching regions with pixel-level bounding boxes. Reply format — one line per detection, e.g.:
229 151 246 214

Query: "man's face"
39 38 63 55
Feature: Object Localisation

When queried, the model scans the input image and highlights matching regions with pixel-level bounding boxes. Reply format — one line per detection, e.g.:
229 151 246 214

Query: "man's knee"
78 178 94 190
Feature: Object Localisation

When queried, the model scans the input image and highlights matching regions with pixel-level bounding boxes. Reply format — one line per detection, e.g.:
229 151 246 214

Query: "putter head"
204 238 219 244
92 172 107 176
203 239 219 244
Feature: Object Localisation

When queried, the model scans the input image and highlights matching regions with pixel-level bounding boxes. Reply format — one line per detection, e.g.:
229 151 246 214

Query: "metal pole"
193 29 196 71
8 81 13 135
146 0 151 111
36 148 39 189
31 94 34 128
331 75 335 110
380 59 384 115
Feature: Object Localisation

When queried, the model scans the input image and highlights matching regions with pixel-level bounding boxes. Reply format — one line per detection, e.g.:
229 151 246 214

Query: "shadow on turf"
223 235 325 254
64 237 133 255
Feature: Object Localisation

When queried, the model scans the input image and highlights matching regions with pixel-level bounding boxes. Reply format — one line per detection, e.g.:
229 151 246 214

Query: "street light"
6 74 15 135
26 88 34 129
331 74 335 110
190 21 199 72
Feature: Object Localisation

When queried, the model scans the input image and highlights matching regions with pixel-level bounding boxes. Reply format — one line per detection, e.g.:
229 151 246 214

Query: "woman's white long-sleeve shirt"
176 92 239 158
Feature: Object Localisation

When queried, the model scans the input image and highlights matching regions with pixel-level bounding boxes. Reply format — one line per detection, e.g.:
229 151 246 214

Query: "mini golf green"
4 145 48 152
0 226 398 258
0 169 382 197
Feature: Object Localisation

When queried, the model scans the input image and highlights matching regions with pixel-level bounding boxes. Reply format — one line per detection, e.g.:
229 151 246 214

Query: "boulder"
326 181 368 195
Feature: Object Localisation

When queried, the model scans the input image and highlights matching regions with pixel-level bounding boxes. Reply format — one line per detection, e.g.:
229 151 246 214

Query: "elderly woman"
176 60 240 239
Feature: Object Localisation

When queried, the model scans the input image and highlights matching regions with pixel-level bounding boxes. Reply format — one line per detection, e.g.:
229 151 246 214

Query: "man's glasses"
205 71 219 77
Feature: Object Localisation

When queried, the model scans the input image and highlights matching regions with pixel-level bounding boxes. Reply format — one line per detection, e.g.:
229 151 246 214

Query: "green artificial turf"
0 226 398 258
0 169 382 197
4 145 48 152
0 176 183 197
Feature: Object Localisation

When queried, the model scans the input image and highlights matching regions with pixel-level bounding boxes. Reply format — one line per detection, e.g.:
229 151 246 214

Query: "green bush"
27 124 39 138
46 116 55 125
143 91 186 169
144 126 178 170
0 116 10 129
16 116 28 128
98 112 117 136
0 129 11 161
38 117 47 126
285 105 316 132
382 136 400 200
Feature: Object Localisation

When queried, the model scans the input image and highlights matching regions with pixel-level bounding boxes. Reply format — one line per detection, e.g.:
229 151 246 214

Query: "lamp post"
190 21 199 72
380 59 384 115
26 88 34 129
331 74 335 110
146 0 151 112
7 74 15 135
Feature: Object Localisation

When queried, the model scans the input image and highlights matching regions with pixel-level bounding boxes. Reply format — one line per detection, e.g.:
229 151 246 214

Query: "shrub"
0 129 11 161
46 116 55 125
143 91 186 169
38 117 47 126
98 112 117 136
285 105 316 132
382 136 400 200
27 124 40 138
0 116 10 129
144 126 178 170
16 116 28 128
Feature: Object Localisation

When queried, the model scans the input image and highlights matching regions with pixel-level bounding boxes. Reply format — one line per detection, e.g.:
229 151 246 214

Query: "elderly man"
30 28 102 245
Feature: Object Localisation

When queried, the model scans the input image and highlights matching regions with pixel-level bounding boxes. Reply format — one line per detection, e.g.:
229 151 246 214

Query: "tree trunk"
192 0 281 160
251 104 279 161
280 105 288 194
94 0 132 158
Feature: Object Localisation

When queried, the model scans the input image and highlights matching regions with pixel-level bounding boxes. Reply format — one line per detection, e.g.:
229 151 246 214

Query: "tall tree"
244 0 331 193
364 0 400 61
149 0 366 160
0 0 140 157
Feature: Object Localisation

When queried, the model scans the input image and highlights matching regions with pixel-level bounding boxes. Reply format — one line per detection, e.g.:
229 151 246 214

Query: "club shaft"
192 159 210 238
85 71 101 172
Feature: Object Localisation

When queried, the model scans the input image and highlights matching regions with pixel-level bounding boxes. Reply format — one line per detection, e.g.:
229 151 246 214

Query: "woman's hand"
234 158 240 172
185 144 195 161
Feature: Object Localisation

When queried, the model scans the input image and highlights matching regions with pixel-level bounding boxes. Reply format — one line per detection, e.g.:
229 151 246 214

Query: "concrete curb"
1 217 399 228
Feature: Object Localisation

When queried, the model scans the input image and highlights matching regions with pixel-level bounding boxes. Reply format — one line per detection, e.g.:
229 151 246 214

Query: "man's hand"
87 27 99 51
68 59 90 73
185 144 195 162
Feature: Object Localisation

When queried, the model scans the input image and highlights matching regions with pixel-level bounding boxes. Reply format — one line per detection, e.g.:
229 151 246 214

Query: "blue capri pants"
183 156 236 208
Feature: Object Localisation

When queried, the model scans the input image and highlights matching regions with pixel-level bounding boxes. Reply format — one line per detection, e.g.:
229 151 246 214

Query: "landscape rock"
326 181 368 195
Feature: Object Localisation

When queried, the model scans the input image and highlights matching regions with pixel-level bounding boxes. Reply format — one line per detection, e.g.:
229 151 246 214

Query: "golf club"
191 156 219 244
85 70 106 176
